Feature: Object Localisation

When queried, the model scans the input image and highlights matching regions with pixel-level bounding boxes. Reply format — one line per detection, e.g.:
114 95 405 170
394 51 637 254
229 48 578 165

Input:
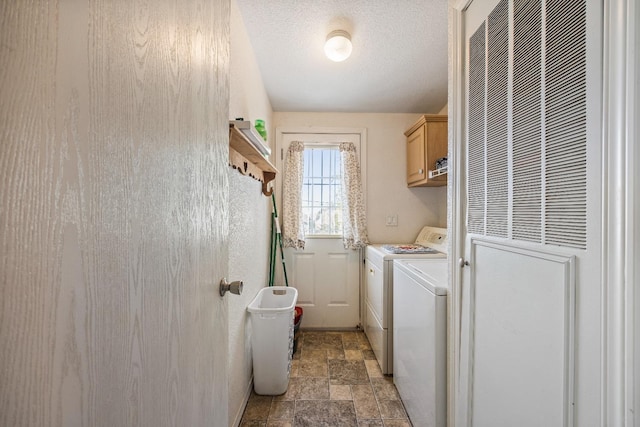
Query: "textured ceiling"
235 0 448 114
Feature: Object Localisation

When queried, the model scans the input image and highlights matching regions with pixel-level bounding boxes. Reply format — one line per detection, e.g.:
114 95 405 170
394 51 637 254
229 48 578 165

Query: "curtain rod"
302 141 348 146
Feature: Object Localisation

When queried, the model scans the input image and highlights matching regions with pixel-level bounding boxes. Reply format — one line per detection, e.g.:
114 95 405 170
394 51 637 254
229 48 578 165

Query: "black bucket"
293 306 303 353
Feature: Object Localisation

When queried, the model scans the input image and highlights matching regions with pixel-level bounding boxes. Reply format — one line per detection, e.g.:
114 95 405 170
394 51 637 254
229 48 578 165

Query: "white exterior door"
455 1 603 426
276 130 366 328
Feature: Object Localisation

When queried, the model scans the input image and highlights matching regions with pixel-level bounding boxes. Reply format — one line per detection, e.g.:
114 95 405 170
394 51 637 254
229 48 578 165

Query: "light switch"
385 214 398 227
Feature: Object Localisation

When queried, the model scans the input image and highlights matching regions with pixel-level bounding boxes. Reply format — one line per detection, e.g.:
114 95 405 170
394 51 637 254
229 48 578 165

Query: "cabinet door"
425 121 448 184
406 124 426 184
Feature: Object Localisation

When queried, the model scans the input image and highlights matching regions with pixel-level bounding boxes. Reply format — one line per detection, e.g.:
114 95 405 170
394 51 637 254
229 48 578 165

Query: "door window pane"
302 147 343 235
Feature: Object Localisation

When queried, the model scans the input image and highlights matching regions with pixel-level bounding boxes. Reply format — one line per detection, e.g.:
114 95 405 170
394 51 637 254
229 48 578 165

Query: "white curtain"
282 141 306 249
339 142 369 249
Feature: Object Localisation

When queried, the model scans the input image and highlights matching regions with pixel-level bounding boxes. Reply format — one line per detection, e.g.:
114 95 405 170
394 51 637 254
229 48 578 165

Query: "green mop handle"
268 207 276 287
271 193 290 287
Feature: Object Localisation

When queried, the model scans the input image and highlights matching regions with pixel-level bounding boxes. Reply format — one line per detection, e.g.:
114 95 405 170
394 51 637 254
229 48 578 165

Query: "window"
301 147 343 235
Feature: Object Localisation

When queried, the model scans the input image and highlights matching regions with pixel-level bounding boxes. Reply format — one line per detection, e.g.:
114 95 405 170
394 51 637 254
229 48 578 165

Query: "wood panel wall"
0 0 230 425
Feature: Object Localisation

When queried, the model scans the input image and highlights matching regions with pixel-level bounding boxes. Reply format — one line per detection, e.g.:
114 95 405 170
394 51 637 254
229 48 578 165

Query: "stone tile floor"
240 330 412 426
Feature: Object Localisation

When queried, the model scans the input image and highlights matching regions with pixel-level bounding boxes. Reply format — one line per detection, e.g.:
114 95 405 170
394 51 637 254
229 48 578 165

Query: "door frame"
448 2 471 427
275 126 368 327
448 0 639 426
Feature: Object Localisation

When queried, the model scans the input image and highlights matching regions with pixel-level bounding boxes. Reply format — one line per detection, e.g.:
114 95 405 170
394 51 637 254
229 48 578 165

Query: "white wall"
274 112 448 242
229 3 273 129
228 1 274 425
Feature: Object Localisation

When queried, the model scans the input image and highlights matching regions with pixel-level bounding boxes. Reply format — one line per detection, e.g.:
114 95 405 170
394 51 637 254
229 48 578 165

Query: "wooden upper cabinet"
404 114 448 187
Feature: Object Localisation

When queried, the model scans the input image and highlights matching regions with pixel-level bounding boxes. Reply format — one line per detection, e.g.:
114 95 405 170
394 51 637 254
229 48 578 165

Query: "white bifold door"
456 1 603 426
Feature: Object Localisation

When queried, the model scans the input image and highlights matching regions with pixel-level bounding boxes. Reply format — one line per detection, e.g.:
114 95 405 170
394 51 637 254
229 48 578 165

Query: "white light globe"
324 30 352 62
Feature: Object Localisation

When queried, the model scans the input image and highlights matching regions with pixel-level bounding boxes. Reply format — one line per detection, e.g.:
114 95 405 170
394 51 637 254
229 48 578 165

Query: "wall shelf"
229 124 278 196
428 166 448 179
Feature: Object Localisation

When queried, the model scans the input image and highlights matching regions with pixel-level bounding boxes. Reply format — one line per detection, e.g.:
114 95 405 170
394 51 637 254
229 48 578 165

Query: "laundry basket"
247 286 298 395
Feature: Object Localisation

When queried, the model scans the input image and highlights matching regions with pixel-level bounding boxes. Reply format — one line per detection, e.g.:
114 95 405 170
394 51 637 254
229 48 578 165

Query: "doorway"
275 128 367 328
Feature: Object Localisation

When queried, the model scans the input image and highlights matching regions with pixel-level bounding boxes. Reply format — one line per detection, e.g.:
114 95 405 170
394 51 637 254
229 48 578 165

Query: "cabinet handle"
369 268 374 274
418 168 424 175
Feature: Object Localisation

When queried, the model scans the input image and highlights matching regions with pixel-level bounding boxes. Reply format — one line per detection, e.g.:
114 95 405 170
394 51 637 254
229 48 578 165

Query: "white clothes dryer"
393 258 448 427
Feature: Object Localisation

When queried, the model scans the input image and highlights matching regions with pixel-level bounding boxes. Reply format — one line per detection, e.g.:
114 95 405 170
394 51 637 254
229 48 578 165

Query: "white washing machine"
364 226 447 374
393 258 448 427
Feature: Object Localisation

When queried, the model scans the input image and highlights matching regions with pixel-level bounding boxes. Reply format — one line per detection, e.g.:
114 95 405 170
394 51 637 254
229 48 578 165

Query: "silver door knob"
220 278 243 297
458 258 469 268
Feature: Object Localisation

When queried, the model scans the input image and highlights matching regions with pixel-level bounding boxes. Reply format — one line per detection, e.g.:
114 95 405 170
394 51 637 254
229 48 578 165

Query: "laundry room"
227 1 449 425
224 0 637 424
3 0 635 426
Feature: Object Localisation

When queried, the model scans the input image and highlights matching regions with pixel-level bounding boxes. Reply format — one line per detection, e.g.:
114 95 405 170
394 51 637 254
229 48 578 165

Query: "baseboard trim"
231 378 254 427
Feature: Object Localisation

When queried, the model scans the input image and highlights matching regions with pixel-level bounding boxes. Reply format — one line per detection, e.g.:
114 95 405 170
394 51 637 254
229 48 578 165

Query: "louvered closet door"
457 1 602 426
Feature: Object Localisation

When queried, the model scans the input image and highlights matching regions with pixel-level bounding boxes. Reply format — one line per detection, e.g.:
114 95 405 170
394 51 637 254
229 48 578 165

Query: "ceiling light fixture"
324 30 352 62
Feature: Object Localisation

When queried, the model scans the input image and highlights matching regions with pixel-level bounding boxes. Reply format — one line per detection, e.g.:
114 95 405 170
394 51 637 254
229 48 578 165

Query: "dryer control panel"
414 226 448 255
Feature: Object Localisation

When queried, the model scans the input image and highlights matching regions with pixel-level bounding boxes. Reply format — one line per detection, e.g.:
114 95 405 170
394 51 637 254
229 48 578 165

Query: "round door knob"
220 278 243 297
458 258 470 268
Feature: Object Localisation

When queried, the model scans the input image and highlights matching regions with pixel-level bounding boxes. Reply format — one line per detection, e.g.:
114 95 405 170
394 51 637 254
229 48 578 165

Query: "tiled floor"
240 330 412 426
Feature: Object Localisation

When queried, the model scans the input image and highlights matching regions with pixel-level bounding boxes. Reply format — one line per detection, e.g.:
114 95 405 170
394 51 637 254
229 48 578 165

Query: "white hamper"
247 286 298 395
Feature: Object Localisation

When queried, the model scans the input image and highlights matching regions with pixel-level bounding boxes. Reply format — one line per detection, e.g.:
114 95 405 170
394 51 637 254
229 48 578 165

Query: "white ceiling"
235 0 449 114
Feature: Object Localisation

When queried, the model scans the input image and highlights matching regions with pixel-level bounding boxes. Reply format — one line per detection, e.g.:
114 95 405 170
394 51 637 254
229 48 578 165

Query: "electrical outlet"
385 214 398 227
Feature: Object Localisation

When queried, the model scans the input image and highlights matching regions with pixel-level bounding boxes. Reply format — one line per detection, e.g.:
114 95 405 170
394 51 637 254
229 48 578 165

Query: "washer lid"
395 259 448 295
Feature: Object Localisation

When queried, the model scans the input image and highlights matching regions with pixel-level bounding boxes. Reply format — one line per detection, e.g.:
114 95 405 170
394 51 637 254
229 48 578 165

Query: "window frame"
300 143 344 238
